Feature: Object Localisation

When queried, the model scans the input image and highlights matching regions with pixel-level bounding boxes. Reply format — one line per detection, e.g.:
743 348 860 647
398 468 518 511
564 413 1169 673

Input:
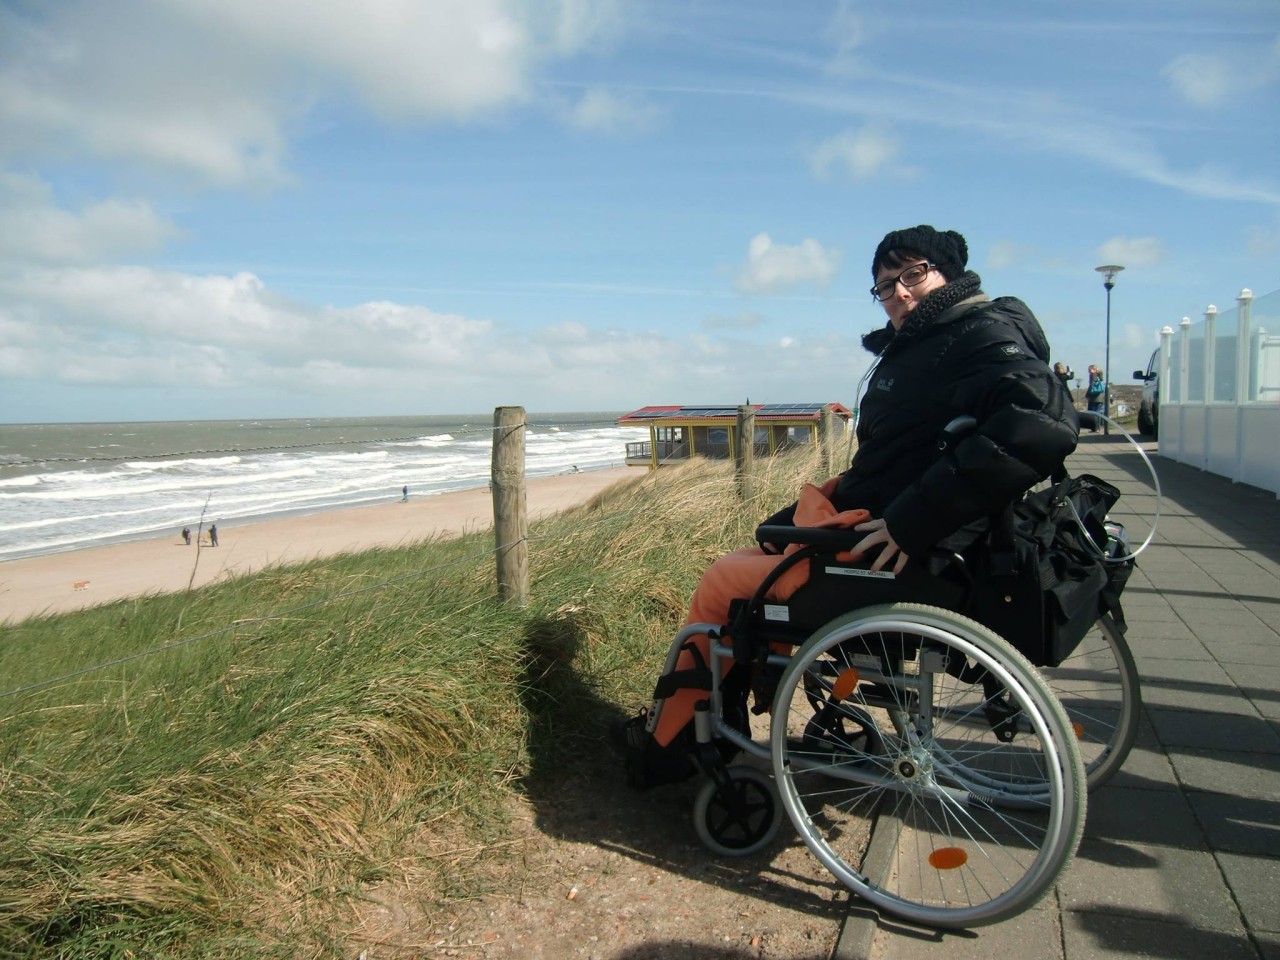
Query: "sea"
0 413 629 562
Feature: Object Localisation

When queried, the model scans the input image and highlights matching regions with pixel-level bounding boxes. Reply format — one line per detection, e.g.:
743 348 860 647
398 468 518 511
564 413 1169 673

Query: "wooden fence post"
819 404 836 474
491 406 529 605
735 404 755 501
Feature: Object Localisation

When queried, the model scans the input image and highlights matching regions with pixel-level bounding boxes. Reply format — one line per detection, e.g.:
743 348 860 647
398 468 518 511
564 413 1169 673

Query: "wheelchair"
642 418 1145 928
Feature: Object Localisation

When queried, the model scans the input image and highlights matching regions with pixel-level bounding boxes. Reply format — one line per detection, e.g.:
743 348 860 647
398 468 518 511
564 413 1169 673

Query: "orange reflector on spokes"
1072 722 1085 739
928 847 968 870
832 668 860 702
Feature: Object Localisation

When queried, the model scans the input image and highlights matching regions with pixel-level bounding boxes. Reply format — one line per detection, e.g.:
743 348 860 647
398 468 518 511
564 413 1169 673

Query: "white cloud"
1244 224 1280 259
0 261 869 415
824 0 867 75
1095 237 1167 269
737 233 841 295
0 172 181 264
809 127 903 181
566 88 662 135
1161 35 1280 107
703 311 766 331
986 240 1038 271
0 0 621 186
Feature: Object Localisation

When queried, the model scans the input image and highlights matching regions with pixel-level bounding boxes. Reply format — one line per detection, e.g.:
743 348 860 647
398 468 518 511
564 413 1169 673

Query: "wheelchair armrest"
755 524 862 552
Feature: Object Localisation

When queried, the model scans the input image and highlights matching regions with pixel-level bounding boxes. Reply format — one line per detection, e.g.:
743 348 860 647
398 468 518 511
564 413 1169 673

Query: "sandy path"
0 467 635 624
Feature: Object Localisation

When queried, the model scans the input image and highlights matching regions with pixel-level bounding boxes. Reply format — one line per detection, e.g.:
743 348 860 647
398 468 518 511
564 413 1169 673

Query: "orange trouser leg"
653 547 809 746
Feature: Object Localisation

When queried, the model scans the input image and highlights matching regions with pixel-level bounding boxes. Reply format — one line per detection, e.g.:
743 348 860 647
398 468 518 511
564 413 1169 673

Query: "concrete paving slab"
1127 637 1212 662
1136 661 1259 715
1214 640 1280 666
1166 748 1280 799
1219 663 1280 719
1078 786 1203 850
1063 910 1258 959
1214 851 1280 935
1186 792 1280 857
1106 739 1178 792
1147 708 1280 753
866 902 1061 960
1062 840 1243 933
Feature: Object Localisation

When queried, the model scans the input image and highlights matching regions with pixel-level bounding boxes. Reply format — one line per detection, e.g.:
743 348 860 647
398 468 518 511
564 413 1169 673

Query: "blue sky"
1 0 1277 424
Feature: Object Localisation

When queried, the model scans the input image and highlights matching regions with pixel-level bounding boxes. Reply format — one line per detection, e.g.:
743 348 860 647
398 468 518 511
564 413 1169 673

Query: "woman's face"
876 257 948 330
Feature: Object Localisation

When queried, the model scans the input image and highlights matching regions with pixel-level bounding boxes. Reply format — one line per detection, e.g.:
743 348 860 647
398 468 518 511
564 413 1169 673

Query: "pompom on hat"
872 225 969 282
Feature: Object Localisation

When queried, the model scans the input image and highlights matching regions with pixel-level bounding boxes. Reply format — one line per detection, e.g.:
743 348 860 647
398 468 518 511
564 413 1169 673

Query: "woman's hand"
853 517 910 574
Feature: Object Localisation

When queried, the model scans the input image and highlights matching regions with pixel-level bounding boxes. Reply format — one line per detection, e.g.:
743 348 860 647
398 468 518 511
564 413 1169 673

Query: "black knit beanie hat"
872 225 969 282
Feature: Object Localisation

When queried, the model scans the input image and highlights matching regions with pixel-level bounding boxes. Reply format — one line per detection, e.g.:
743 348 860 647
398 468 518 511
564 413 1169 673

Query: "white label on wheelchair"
764 604 790 621
824 566 896 579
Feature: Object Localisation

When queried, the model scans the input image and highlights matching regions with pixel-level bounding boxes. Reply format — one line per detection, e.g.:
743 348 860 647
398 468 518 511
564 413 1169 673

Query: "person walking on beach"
612 224 1079 788
209 523 219 547
181 526 191 545
402 485 409 502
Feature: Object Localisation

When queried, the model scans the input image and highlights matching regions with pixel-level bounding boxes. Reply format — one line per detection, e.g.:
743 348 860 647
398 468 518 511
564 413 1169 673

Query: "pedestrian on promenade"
1086 364 1105 429
1053 361 1074 396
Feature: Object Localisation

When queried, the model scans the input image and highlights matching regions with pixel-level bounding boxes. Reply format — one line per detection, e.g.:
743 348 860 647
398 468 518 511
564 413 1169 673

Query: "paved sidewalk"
835 433 1280 960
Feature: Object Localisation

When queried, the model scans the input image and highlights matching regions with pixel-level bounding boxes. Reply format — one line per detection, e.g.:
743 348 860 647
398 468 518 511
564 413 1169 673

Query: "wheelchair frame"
648 601 1088 928
639 411 1150 928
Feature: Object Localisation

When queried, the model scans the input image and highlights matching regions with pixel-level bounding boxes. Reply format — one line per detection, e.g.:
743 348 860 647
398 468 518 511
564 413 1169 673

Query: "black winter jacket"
830 290 1078 556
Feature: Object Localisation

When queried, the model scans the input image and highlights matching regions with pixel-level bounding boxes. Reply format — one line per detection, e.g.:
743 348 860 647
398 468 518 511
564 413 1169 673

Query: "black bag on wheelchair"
969 473 1132 667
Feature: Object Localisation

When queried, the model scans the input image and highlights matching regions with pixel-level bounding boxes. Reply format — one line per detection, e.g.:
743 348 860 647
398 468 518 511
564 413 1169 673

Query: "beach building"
617 403 854 470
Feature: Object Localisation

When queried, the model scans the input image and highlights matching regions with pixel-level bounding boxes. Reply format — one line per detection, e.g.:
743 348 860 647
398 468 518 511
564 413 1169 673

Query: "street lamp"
1095 264 1124 436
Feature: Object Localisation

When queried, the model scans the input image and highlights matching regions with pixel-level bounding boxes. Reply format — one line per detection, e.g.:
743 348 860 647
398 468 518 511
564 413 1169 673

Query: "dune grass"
0 451 826 958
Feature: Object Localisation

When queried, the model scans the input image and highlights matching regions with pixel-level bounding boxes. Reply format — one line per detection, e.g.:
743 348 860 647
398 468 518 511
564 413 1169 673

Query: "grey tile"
1148 708 1280 753
1063 841 1243 933
1081 786 1204 849
1213 641 1280 666
1137 661 1258 715
1167 748 1280 799
1187 792 1280 857
861 904 1061 960
1062 910 1257 959
1215 851 1280 933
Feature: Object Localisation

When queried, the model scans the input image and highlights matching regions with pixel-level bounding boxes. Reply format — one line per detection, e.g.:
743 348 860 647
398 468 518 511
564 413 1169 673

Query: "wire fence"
0 452 748 703
0 407 834 701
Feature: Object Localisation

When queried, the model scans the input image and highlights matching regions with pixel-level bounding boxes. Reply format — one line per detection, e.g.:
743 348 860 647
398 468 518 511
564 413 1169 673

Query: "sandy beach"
0 467 634 624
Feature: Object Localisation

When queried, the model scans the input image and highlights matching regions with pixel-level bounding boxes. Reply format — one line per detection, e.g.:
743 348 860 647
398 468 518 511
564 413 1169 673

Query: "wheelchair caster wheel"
693 765 783 857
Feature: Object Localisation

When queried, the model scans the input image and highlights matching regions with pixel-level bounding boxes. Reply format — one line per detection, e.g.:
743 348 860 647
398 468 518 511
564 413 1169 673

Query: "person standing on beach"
182 526 191 545
209 523 219 547
402 485 409 502
612 224 1079 789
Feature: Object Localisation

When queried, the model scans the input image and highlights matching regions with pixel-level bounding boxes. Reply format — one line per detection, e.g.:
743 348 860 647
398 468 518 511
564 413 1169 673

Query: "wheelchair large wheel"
1037 614 1141 792
770 603 1086 928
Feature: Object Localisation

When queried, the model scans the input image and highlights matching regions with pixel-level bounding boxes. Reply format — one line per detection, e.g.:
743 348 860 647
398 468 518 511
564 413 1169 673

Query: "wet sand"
0 467 635 624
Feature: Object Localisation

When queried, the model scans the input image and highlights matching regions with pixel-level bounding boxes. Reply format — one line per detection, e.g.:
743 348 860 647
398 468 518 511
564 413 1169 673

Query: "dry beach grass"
1 451 856 958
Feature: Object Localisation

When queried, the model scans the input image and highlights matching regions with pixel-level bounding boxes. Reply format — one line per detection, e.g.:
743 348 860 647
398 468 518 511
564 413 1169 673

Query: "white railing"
1157 286 1280 497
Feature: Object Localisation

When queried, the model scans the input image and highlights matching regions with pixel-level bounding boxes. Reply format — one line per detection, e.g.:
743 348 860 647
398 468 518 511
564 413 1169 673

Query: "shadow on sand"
515 612 850 926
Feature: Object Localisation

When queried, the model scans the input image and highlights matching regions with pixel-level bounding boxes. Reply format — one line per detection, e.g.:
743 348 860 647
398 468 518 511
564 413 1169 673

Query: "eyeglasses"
870 262 936 302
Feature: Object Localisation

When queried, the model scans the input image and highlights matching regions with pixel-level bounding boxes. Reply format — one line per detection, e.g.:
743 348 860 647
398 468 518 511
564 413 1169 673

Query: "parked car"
1134 349 1159 438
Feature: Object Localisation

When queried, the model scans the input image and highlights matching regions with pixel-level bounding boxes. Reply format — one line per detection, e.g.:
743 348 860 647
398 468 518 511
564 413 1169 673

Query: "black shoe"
608 709 695 790
609 709 650 755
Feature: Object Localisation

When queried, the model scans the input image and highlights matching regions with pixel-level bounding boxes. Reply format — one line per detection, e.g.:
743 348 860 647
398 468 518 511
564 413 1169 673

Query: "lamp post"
1095 264 1124 436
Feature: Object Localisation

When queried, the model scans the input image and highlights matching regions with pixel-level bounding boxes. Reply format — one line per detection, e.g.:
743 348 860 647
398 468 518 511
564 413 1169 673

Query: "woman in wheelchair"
613 224 1080 789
